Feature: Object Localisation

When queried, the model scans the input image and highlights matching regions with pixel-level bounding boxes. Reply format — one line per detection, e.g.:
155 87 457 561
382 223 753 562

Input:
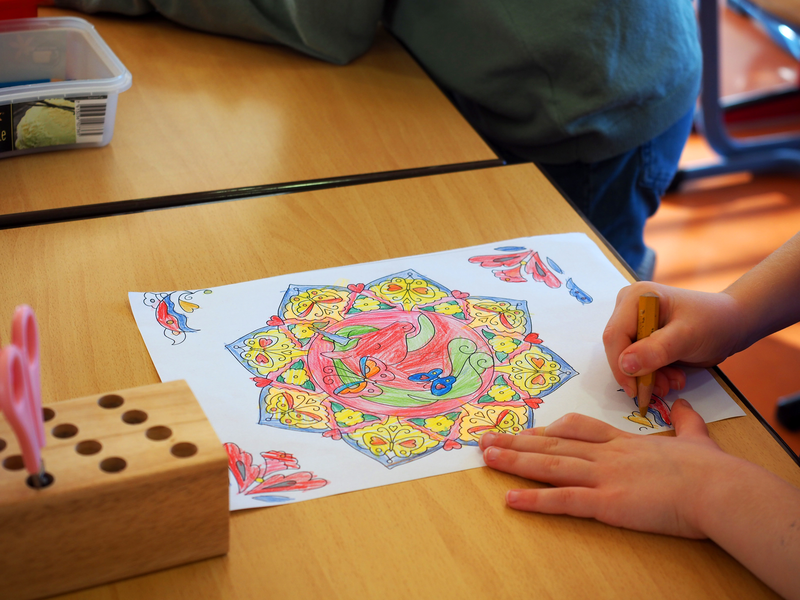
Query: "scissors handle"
11 305 45 449
0 344 42 476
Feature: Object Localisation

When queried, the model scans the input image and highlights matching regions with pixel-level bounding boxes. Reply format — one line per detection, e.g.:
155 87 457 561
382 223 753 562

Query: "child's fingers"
652 366 685 398
603 283 657 396
660 366 686 391
653 370 671 399
479 431 597 461
483 446 596 487
505 486 598 518
526 413 629 444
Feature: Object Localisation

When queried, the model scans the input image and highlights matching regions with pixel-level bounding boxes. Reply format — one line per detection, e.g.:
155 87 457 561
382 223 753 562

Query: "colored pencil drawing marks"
226 270 578 468
625 394 672 430
225 443 328 504
468 246 593 304
143 289 211 345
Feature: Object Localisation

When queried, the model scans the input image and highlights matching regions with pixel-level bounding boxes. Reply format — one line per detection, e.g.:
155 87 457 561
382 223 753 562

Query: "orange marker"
636 293 660 416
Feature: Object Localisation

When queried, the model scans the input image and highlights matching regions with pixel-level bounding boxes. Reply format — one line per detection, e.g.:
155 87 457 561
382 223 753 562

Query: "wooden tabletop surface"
0 164 796 599
1 7 496 219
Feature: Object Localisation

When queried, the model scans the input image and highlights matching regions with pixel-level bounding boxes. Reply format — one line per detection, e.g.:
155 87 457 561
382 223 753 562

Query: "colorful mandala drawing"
226 270 578 468
468 246 593 305
225 443 328 504
143 289 211 345
625 394 672 430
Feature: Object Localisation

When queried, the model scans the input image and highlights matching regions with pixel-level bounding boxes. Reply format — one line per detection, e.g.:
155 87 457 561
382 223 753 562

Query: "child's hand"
479 399 745 538
602 282 743 398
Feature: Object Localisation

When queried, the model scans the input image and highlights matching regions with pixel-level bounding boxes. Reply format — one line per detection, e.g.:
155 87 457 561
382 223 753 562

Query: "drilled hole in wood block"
97 394 124 409
25 472 55 489
122 410 148 425
75 440 102 456
52 423 79 439
171 442 198 458
0 438 5 453
99 457 127 473
146 426 172 441
3 455 24 470
42 407 55 422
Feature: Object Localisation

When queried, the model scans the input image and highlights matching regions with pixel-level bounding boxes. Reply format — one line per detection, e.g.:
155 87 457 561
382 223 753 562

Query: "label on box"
0 103 11 153
0 96 107 154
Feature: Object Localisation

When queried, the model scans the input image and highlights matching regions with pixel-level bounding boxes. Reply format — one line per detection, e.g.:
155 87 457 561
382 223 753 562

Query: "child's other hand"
602 282 743 399
479 399 744 539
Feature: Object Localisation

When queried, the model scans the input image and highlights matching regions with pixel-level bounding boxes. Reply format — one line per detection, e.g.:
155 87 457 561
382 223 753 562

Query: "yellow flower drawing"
489 336 517 353
424 415 455 433
335 408 365 427
487 384 516 402
353 296 382 312
291 323 317 339
283 367 309 386
433 302 463 316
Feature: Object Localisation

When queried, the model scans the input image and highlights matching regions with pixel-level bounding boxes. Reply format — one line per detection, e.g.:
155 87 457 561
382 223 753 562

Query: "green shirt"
383 0 701 163
59 0 701 163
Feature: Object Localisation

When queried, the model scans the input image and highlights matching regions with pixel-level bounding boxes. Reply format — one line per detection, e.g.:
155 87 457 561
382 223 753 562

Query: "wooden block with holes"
0 380 229 600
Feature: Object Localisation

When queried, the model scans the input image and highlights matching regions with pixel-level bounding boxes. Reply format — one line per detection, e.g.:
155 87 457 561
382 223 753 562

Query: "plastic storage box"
0 16 132 157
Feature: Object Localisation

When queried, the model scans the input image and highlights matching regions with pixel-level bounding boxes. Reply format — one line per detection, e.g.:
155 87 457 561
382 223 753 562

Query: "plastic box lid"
0 16 132 103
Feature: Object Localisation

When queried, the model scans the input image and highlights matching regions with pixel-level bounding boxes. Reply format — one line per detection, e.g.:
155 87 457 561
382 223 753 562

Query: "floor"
644 3 800 454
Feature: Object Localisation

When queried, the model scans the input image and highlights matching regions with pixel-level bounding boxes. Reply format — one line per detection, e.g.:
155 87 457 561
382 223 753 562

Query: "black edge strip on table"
713 366 800 465
534 159 800 465
0 158 504 230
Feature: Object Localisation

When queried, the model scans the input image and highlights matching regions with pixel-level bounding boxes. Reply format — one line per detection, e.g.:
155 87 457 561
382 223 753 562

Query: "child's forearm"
724 232 800 353
697 460 800 600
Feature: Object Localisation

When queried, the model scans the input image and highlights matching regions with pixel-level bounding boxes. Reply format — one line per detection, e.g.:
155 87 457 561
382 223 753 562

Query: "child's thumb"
671 398 709 439
618 328 687 377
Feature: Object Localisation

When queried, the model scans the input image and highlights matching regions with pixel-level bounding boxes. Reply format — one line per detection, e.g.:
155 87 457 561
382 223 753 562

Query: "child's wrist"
690 454 753 539
718 290 757 355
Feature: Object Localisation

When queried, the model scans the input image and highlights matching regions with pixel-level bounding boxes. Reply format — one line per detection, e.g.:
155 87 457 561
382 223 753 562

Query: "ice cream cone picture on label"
12 98 76 149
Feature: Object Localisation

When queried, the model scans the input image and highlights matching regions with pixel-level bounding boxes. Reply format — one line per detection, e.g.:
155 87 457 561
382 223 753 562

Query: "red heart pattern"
524 398 543 409
443 439 462 451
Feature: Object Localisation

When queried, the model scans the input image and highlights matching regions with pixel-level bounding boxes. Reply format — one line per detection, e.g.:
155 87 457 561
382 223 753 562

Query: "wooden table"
0 8 497 225
1 164 796 599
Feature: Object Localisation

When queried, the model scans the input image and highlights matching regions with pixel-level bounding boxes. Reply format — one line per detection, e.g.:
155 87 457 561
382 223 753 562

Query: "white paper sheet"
129 233 744 510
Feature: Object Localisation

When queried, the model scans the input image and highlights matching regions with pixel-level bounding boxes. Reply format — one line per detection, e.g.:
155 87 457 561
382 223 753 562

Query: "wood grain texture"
0 164 794 599
0 381 229 600
0 8 495 216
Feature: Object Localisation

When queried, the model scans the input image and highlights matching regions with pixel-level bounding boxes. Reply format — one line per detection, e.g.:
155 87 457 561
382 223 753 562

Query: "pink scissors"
0 305 47 488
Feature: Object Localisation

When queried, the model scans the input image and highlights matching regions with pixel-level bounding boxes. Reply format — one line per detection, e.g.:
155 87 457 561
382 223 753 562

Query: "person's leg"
538 108 694 278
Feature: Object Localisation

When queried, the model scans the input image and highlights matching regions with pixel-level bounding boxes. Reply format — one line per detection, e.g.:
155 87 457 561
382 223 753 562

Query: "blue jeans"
536 109 695 273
